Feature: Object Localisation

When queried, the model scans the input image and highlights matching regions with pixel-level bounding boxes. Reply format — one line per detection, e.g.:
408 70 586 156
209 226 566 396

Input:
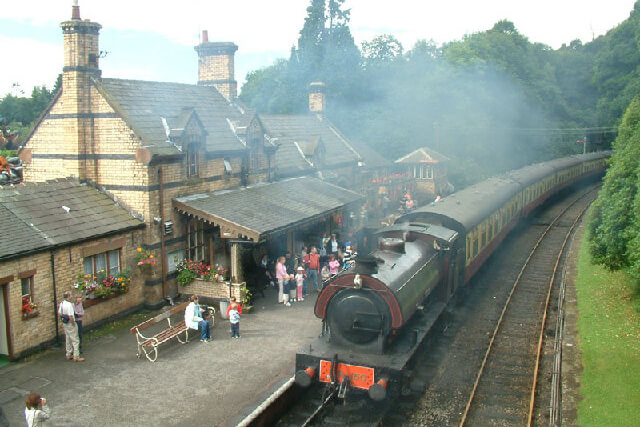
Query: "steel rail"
301 387 336 427
459 188 596 427
527 199 593 427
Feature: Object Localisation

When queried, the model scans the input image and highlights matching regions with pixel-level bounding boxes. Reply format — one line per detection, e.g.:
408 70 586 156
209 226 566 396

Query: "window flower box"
21 296 39 320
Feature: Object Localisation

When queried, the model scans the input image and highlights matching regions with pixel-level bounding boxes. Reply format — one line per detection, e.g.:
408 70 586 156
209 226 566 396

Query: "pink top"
329 260 340 275
275 262 288 280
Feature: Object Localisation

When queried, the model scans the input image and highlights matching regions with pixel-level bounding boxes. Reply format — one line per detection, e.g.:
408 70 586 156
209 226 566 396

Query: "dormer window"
186 144 199 177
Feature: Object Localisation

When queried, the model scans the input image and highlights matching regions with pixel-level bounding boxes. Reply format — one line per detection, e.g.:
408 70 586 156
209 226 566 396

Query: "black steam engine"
295 152 610 400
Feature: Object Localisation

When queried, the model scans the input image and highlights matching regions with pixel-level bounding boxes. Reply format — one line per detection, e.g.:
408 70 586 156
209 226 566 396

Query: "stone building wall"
0 229 145 358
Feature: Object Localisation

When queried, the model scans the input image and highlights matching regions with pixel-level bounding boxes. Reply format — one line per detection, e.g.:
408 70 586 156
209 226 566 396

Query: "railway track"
240 184 599 427
458 188 595 426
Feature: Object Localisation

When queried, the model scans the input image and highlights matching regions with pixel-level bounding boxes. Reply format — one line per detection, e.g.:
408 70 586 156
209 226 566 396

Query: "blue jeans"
230 322 240 337
198 320 210 340
307 269 319 291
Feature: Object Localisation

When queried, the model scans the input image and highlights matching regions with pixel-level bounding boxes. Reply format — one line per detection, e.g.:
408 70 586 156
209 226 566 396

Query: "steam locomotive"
295 152 610 400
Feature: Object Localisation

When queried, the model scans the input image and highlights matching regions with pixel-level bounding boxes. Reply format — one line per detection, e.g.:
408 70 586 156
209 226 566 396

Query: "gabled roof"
0 179 144 261
96 78 247 156
258 114 360 171
395 147 450 164
173 177 363 242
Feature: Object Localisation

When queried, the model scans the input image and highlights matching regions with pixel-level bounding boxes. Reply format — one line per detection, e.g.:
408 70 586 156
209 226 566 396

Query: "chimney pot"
202 30 209 43
72 0 81 20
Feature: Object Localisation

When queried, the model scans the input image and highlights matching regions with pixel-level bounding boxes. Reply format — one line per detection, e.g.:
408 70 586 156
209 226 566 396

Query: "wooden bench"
130 301 191 362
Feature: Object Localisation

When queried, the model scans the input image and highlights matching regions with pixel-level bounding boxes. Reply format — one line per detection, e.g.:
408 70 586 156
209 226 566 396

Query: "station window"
21 276 34 300
187 219 205 261
83 249 121 277
186 145 199 177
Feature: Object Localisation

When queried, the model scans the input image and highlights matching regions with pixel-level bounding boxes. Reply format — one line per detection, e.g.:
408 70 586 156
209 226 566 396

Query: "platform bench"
130 301 190 362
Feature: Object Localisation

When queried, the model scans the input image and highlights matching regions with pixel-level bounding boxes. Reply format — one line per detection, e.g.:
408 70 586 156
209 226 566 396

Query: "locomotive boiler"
316 223 458 354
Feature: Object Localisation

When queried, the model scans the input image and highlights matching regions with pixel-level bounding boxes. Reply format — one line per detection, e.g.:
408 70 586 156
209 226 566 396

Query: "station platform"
0 286 322 426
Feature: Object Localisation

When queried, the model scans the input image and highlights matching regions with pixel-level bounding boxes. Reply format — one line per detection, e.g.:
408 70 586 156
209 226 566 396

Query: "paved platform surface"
0 287 322 426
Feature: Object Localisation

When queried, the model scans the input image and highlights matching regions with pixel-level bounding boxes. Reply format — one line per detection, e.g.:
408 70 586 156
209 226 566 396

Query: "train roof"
397 151 611 234
376 222 458 243
398 176 522 233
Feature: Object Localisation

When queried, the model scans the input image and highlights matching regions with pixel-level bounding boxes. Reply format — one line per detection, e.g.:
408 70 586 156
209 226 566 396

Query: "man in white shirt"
58 291 84 362
184 295 210 342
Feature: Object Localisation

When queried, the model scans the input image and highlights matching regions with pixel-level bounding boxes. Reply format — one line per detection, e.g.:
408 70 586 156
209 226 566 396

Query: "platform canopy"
173 177 363 242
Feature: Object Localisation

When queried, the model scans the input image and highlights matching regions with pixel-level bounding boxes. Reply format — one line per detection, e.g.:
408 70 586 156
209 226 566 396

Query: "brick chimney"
59 0 102 181
194 31 238 99
309 82 326 116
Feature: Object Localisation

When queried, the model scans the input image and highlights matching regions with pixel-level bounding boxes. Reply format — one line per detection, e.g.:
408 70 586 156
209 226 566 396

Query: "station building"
0 3 371 358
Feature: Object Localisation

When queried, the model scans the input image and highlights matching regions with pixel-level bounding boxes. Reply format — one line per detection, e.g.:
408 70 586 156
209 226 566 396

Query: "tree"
588 95 640 273
361 35 404 68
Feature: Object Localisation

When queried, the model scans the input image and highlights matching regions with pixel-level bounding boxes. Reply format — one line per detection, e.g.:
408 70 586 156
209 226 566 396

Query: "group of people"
268 233 357 306
185 294 242 341
57 291 85 363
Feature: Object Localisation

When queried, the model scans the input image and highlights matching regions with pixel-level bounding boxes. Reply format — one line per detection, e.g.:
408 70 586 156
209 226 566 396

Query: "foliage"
0 149 16 158
576 228 640 426
74 270 131 297
239 282 253 311
136 247 157 266
588 95 640 275
176 260 228 286
0 76 60 142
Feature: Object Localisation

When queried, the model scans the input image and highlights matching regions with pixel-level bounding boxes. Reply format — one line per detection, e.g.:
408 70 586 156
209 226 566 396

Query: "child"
229 302 241 338
328 254 340 276
282 274 292 306
321 264 330 284
295 266 305 301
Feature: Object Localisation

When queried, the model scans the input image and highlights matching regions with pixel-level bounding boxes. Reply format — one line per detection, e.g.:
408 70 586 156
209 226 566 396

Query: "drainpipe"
50 250 59 343
158 167 167 299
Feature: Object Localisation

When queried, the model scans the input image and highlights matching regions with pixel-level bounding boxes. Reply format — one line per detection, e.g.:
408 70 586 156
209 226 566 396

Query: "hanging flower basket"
136 247 157 268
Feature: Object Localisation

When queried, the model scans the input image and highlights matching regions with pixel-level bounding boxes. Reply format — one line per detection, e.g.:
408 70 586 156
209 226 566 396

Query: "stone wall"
0 229 145 358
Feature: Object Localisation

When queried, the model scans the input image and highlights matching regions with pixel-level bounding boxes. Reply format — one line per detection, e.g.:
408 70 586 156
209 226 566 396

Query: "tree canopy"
588 95 640 278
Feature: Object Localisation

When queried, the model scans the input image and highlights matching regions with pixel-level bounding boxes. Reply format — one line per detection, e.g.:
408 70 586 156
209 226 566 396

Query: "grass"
575 230 640 426
84 309 156 341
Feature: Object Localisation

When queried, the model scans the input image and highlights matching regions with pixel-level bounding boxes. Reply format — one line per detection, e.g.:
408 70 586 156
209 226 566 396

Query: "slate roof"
173 177 363 242
395 147 450 164
258 114 360 172
96 78 246 156
347 139 392 170
0 179 145 261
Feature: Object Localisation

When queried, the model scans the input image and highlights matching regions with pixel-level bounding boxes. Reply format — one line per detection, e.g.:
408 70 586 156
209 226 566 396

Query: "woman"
25 392 50 427
275 256 287 303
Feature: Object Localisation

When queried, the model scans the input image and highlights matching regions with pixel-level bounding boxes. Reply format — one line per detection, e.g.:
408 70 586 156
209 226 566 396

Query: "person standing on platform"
74 295 84 354
304 246 321 292
329 234 339 255
58 291 84 362
282 274 293 306
295 266 305 301
275 256 287 303
229 302 241 338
